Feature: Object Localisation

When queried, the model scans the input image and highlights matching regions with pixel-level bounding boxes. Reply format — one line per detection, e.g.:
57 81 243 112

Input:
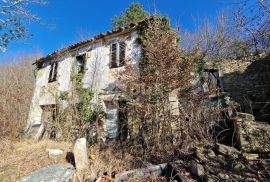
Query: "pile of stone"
167 143 270 181
232 112 270 155
96 143 270 181
19 136 270 181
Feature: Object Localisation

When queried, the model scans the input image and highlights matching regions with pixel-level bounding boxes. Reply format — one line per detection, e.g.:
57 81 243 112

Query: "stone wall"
218 55 270 121
232 113 270 154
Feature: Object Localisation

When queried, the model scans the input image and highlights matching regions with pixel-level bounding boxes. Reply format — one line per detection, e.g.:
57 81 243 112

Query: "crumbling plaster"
25 31 141 139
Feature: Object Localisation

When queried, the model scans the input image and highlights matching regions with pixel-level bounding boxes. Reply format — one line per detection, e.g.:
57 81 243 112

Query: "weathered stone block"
47 148 64 161
235 112 255 122
216 143 240 159
19 164 74 182
74 137 89 171
243 153 259 160
190 162 205 177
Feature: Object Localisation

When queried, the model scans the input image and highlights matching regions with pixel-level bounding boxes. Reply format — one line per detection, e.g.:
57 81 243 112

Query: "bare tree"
181 12 237 61
0 0 46 52
235 0 270 53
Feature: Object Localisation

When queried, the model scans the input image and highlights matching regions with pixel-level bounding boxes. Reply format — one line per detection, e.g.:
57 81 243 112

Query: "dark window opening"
110 41 126 68
48 62 58 82
118 100 128 141
76 54 86 74
41 105 58 139
201 68 224 94
110 43 117 68
119 42 126 67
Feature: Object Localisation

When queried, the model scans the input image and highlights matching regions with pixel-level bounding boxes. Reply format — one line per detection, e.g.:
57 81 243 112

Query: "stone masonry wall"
218 55 270 121
232 112 270 154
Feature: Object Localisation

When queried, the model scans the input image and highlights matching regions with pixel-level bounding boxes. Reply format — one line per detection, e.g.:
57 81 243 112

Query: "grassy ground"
0 139 72 181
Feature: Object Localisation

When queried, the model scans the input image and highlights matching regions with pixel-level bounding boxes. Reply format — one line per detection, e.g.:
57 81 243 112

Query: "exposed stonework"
232 112 270 154
25 26 142 140
218 55 270 121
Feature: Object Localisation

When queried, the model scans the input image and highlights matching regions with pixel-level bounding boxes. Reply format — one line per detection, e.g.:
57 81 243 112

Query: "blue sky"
0 0 236 62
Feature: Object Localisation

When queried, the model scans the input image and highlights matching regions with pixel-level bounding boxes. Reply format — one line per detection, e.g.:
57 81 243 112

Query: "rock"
206 174 216 182
235 112 255 122
190 162 205 177
216 143 240 158
205 165 215 174
243 153 259 160
232 161 245 170
246 178 259 182
74 137 89 171
47 148 64 160
195 147 207 161
207 149 216 158
115 163 167 181
217 155 227 165
90 154 96 160
19 164 74 182
231 174 243 181
218 173 229 180
234 121 270 153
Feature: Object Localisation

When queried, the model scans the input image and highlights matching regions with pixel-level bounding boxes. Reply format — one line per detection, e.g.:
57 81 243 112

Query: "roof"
34 22 139 64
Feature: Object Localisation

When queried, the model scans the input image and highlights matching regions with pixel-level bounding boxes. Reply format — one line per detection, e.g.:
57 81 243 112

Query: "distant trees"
181 0 270 61
112 3 148 29
0 54 38 140
181 13 237 61
0 0 46 52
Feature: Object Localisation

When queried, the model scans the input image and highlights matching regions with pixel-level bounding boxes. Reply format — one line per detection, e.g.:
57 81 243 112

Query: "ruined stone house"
23 17 270 153
24 22 179 140
23 20 222 141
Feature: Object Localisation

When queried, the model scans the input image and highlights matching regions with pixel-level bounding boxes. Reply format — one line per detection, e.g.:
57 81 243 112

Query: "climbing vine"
71 68 96 123
47 63 106 141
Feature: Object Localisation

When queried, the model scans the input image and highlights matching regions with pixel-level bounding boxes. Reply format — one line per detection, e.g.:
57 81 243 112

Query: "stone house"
24 21 222 141
24 22 162 140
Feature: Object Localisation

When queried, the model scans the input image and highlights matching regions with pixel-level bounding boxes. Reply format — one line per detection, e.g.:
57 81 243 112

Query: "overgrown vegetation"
46 65 105 142
117 16 220 162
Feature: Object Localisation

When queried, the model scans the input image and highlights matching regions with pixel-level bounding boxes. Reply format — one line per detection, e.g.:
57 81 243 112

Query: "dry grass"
0 139 147 181
88 143 143 179
0 139 72 181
